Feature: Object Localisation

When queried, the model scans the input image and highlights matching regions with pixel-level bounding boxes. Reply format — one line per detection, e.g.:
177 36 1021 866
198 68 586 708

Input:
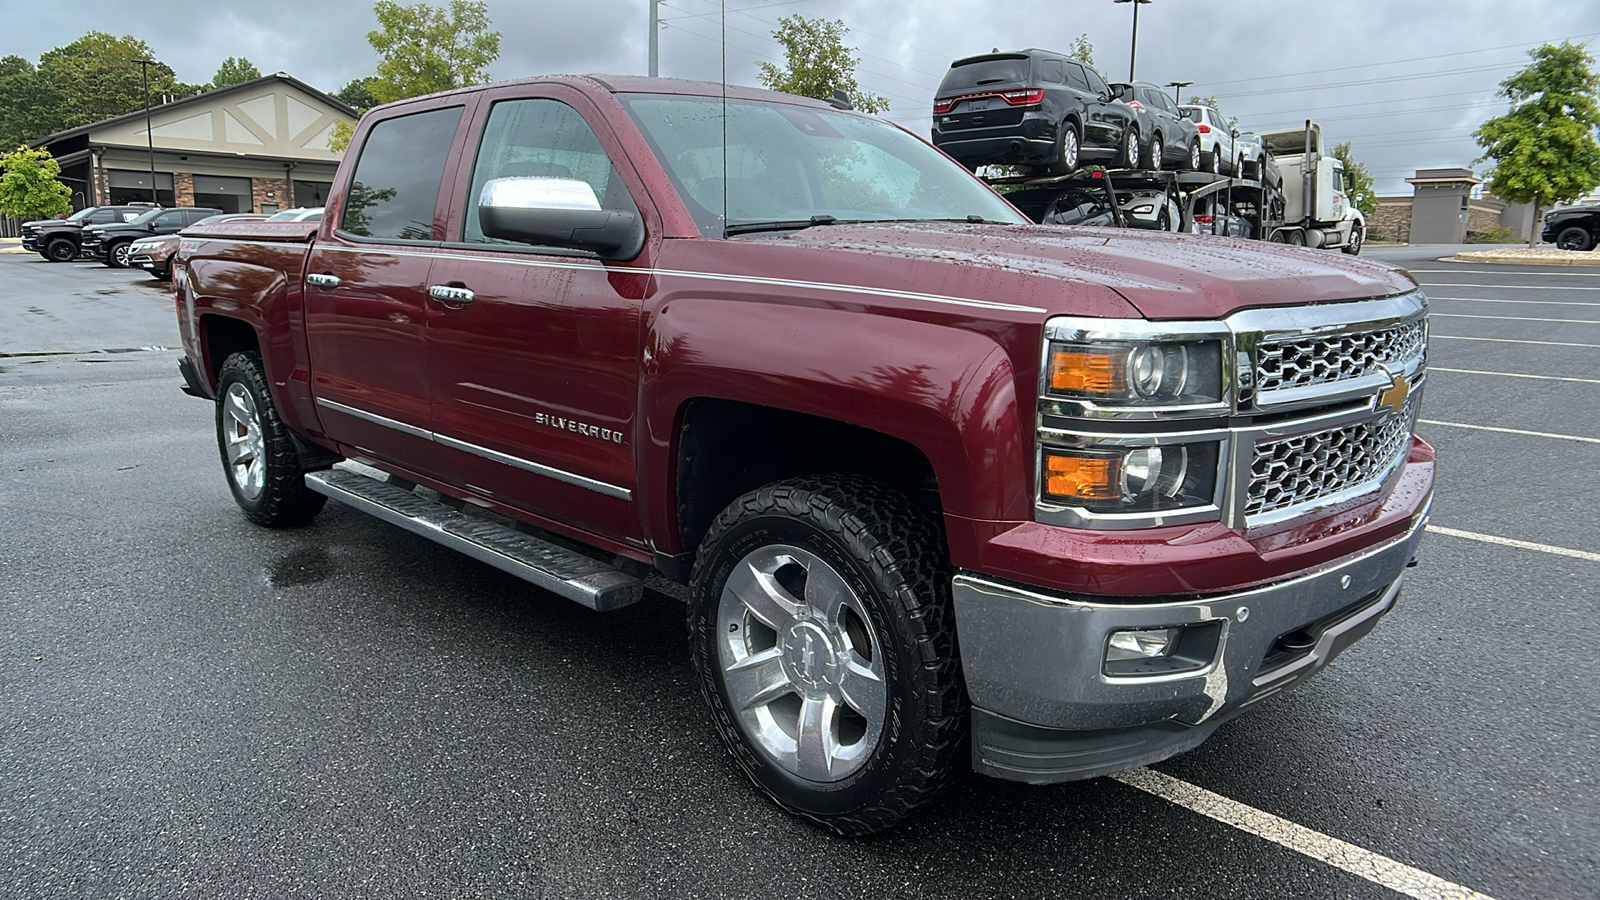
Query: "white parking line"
1430 334 1600 349
1431 296 1600 307
1113 768 1497 900
1426 526 1600 563
1431 313 1600 325
1419 282 1600 291
1419 419 1600 444
1432 367 1600 384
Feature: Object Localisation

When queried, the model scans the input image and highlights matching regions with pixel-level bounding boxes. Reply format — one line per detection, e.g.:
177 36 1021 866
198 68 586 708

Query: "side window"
1039 59 1065 85
89 210 118 224
340 105 464 240
1065 63 1091 91
462 98 637 246
154 211 187 228
1083 67 1111 97
185 209 212 224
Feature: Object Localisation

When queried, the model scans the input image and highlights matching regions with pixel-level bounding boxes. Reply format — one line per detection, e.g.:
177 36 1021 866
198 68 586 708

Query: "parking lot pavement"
4 248 1595 899
0 253 179 355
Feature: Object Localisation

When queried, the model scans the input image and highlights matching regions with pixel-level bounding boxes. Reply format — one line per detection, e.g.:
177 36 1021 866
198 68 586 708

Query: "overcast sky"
9 0 1600 195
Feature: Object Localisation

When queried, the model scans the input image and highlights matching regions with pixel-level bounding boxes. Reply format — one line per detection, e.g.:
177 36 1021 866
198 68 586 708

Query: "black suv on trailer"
932 49 1139 175
21 205 156 262
80 206 222 268
1542 205 1600 251
1109 81 1201 171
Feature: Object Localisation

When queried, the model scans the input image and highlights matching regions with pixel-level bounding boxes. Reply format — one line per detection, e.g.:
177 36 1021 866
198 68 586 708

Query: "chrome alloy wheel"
223 382 266 500
717 543 887 783
111 242 133 268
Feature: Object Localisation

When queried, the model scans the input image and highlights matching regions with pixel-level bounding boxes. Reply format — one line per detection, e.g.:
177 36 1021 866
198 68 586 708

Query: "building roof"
33 73 357 147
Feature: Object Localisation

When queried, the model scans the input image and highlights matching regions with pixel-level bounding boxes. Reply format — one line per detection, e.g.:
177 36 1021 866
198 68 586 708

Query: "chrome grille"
1247 400 1416 517
1255 319 1425 393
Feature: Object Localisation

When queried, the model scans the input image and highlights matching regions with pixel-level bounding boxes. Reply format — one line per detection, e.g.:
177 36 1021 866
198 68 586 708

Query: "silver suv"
1179 105 1237 176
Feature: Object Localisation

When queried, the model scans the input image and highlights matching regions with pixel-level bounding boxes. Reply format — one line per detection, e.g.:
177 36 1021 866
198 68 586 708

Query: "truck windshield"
619 94 1027 237
66 207 97 222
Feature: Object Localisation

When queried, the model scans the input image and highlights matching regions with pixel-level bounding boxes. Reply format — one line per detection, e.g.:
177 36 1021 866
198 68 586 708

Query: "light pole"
648 0 660 77
135 58 159 205
1167 80 1192 104
1113 0 1152 82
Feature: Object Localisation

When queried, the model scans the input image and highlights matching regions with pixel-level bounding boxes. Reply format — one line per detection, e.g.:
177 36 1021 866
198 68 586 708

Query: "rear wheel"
1556 226 1593 251
1286 229 1306 246
1047 121 1081 175
215 351 327 526
45 238 77 263
689 475 965 836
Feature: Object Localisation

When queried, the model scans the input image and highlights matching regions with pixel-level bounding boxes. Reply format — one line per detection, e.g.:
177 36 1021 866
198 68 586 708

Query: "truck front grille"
1255 319 1425 393
1246 399 1416 517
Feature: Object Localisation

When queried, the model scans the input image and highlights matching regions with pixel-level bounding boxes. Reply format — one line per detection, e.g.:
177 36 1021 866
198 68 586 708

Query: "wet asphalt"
1 246 1596 899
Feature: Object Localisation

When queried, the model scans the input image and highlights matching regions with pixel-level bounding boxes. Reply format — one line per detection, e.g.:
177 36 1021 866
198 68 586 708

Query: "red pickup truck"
174 75 1433 835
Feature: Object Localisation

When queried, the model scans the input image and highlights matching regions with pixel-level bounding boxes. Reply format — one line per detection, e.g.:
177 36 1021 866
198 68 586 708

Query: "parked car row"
929 47 1281 184
18 205 322 278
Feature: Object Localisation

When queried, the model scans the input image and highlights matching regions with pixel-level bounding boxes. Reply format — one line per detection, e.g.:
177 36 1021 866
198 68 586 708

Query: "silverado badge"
1377 365 1410 415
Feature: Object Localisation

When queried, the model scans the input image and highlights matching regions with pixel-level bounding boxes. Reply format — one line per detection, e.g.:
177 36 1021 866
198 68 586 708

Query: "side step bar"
305 466 643 611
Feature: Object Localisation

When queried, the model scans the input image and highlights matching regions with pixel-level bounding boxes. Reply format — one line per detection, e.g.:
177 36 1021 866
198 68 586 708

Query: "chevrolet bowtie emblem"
1377 366 1410 414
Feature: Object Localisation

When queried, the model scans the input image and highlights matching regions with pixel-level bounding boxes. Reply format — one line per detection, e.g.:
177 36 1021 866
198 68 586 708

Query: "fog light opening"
1106 627 1178 662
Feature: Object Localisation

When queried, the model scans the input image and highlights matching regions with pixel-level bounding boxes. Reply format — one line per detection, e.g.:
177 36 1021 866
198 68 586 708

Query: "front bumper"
21 233 41 251
954 491 1430 783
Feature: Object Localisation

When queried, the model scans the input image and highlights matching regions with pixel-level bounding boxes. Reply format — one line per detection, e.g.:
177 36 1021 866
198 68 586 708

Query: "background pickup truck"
174 74 1433 835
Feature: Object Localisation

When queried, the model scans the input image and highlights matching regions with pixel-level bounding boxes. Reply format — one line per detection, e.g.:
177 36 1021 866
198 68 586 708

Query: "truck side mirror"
478 176 644 261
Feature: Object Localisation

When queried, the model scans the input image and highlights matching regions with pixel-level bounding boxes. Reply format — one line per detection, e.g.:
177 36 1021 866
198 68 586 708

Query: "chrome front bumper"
953 495 1430 783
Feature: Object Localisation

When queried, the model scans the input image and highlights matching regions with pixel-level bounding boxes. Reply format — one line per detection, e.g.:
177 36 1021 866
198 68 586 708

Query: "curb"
1441 252 1600 267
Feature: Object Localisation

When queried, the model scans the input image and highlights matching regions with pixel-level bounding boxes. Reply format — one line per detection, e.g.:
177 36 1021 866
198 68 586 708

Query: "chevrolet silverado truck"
173 75 1433 835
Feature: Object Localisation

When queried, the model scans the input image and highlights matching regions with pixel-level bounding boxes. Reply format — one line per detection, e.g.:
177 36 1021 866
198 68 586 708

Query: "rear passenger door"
423 85 654 543
304 98 473 479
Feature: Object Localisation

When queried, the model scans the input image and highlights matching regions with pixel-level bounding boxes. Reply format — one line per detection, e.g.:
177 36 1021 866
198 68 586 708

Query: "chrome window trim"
1033 292 1428 530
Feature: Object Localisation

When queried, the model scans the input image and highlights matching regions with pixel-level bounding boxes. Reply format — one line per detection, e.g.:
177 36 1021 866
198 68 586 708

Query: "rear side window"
89 210 119 224
1039 59 1065 85
941 56 1030 90
462 98 636 245
1065 62 1091 91
341 106 464 240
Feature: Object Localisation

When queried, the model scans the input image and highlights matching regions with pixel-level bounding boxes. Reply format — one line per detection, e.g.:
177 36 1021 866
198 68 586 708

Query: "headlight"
1047 340 1223 408
1130 204 1155 214
1042 442 1219 514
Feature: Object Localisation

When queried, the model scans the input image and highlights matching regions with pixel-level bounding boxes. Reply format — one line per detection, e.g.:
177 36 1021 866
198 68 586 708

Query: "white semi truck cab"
1260 122 1358 251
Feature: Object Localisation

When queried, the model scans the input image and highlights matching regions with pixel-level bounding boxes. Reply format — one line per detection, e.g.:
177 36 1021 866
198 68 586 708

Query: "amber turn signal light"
1049 348 1127 395
1044 453 1121 501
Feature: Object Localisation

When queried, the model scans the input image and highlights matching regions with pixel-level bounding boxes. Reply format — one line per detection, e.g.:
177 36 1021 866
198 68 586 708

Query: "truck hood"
774 222 1417 320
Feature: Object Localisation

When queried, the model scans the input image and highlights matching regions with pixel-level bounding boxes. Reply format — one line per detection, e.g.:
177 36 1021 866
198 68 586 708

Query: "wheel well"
200 315 261 386
674 398 943 558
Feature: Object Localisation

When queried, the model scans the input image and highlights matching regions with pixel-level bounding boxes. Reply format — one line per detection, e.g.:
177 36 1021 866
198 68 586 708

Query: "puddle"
266 547 336 587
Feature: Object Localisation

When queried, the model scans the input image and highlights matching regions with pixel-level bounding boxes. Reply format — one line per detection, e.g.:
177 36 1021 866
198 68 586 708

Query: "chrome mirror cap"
479 176 601 212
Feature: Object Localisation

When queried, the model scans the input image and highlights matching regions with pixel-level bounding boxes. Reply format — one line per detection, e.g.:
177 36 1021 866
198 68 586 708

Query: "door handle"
307 273 340 288
428 285 475 305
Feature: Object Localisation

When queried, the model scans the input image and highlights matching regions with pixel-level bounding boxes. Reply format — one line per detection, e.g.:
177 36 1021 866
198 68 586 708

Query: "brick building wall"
92 165 109 206
174 172 195 208
251 177 290 214
1369 197 1411 243
1466 198 1507 237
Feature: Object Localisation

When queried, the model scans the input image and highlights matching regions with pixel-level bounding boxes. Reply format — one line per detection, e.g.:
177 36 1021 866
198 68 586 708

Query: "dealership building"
35 74 357 215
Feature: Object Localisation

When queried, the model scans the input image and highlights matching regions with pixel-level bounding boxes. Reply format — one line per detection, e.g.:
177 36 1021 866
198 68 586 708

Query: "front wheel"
215 351 327 526
1185 140 1202 172
1121 126 1140 169
1143 132 1164 170
45 239 77 262
1343 225 1364 255
106 241 133 268
689 476 965 836
1556 226 1593 251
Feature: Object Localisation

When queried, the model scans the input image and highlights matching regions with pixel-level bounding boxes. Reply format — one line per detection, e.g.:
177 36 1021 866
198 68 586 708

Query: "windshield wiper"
724 215 838 237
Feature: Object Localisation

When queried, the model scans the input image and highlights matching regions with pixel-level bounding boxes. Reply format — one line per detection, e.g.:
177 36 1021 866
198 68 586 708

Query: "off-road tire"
215 351 327 526
45 238 77 262
689 475 966 836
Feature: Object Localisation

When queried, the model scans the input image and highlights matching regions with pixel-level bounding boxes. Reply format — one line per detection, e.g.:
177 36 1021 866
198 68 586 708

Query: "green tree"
329 0 501 151
332 78 380 113
211 56 261 89
1068 34 1095 71
1475 41 1600 246
0 56 40 149
756 14 889 113
1185 94 1238 129
0 145 72 219
33 33 194 136
1330 141 1377 215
